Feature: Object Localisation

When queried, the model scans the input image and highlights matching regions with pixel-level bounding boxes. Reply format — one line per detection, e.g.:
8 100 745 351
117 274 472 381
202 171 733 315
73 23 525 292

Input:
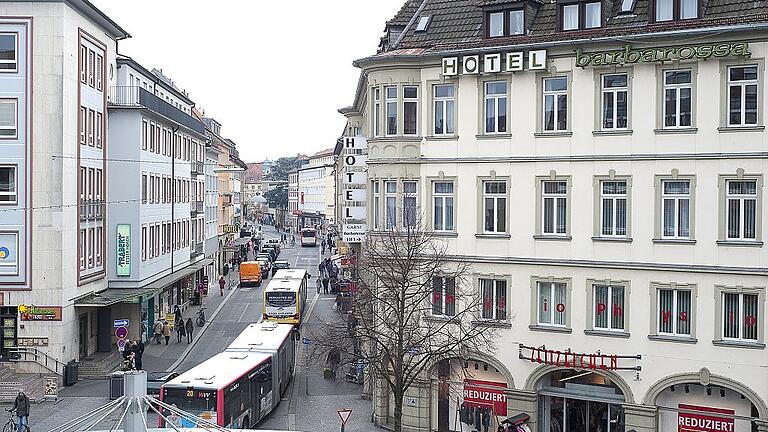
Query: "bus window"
162 387 217 427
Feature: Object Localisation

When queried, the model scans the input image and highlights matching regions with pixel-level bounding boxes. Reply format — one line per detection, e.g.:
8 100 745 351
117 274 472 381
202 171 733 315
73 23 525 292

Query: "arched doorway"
533 368 630 432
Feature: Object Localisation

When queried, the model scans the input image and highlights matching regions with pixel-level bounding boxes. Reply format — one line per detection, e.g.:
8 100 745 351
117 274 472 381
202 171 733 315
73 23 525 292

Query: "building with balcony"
344 1 768 431
0 0 129 365
100 55 209 345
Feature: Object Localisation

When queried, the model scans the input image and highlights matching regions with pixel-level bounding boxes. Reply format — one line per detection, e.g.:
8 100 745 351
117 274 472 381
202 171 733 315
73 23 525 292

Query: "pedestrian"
322 275 329 294
12 390 29 431
317 262 324 277
153 320 163 344
121 339 132 360
185 317 194 343
316 276 322 294
219 276 226 296
335 292 342 311
291 234 295 245
134 339 145 370
162 320 171 345
173 305 182 324
176 317 185 343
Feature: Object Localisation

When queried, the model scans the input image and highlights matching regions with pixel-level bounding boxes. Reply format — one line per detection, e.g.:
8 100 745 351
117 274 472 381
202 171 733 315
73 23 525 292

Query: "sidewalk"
141 269 240 373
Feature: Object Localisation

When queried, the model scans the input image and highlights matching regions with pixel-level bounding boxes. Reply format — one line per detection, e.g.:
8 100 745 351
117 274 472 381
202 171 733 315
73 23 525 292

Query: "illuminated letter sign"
575 42 750 68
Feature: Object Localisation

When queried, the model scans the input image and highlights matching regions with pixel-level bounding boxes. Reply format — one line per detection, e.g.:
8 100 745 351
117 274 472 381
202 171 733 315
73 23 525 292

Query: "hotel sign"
443 50 547 76
116 224 131 277
518 344 641 371
576 42 750 68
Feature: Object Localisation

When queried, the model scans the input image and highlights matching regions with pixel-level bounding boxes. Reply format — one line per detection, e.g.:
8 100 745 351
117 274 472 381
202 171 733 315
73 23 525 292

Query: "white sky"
91 0 405 162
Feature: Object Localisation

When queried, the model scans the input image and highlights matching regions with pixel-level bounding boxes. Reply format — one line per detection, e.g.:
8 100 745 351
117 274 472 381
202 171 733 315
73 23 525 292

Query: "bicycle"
196 306 207 327
3 409 29 432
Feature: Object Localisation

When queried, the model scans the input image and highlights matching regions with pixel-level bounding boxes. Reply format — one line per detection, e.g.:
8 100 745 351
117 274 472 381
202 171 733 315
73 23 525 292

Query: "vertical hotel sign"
116 224 131 276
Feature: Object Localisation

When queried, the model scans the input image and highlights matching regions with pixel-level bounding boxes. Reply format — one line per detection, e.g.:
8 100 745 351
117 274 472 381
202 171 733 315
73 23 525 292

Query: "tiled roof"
387 0 426 26
385 0 768 54
244 163 264 184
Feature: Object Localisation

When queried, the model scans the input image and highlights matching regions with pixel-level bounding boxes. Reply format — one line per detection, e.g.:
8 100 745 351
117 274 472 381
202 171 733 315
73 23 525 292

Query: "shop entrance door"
78 315 87 359
437 360 450 432
0 308 17 360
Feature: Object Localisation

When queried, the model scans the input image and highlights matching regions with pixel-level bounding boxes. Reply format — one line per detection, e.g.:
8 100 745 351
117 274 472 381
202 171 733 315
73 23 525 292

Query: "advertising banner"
678 404 735 432
19 305 62 321
116 224 131 276
463 379 507 414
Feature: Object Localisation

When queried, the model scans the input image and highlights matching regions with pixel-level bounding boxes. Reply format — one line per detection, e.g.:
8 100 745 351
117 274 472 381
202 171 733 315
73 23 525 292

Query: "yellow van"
239 261 262 287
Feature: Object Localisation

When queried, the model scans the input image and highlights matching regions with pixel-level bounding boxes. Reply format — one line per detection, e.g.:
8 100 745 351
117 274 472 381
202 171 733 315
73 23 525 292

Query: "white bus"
262 274 308 326
300 228 317 247
225 322 296 396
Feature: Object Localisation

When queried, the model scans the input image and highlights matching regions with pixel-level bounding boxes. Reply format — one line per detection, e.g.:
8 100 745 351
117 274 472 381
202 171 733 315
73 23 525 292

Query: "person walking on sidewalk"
185 318 194 343
162 320 171 345
176 317 185 343
153 320 163 344
219 276 226 296
316 276 322 294
134 339 145 370
12 390 29 432
321 237 326 254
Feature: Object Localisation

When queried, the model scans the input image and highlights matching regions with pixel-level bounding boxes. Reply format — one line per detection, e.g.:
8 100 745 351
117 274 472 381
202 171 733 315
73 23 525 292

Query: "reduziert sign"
442 50 547 76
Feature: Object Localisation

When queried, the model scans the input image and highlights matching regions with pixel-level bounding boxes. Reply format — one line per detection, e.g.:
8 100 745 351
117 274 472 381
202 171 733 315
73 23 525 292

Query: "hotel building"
342 0 768 431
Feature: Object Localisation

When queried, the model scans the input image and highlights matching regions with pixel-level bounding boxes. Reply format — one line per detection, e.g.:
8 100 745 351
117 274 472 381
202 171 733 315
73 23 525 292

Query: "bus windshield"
162 387 217 427
266 291 296 308
301 230 316 238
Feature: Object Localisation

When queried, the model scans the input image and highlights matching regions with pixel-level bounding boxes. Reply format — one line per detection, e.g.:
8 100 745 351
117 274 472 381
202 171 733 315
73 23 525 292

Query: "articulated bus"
300 228 317 247
262 269 308 326
161 323 297 428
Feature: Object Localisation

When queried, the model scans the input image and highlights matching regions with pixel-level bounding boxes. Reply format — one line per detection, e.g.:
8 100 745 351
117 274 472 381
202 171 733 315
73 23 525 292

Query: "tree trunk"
393 389 404 432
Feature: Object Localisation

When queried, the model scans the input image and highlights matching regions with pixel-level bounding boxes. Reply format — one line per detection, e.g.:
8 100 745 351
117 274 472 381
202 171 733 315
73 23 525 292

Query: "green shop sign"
116 224 131 276
575 42 750 68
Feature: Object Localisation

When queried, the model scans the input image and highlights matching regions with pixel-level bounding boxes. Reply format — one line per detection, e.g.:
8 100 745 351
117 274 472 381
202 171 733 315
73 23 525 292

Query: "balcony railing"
79 200 104 221
192 161 204 175
108 86 206 135
194 200 204 214
190 242 204 258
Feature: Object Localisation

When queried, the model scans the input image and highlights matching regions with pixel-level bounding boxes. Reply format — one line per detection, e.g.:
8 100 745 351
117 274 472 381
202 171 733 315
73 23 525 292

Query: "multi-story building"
105 55 209 345
344 1 768 431
243 163 267 223
0 0 129 364
297 148 335 229
288 168 299 229
199 108 221 284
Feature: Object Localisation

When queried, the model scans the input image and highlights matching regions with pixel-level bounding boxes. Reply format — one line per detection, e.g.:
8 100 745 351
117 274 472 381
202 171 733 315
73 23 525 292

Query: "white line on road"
238 303 250 323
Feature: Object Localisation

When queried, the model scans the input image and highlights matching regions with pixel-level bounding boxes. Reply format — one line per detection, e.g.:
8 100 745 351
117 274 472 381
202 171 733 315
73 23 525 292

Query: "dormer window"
560 1 602 31
620 0 636 14
486 9 526 38
415 16 431 32
653 0 698 21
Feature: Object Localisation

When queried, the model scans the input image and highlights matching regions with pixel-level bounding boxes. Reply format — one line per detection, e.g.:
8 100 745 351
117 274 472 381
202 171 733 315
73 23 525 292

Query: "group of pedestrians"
151 305 195 347
317 257 338 294
120 338 145 371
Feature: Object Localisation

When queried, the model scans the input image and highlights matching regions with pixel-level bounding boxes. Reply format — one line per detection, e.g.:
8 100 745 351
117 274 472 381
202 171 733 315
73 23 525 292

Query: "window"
488 12 504 37
141 119 148 150
79 229 86 270
0 166 16 204
487 10 525 37
542 181 567 235
433 181 454 232
372 181 380 230
88 50 95 87
620 0 636 13
655 0 673 20
95 227 102 267
96 54 103 91
432 276 456 317
385 180 397 229
402 181 417 228
585 2 601 28
415 16 431 32
433 84 455 136
722 292 759 342
87 109 94 146
480 279 507 320
386 86 397 136
403 86 418 135
79 45 87 83
510 10 525 35
543 77 568 132
562 4 578 30
484 81 507 134
96 112 102 148
79 107 86 145
727 66 759 127
654 0 697 21
600 180 628 237
663 70 692 128
657 287 692 336
483 180 507 234
592 284 625 331
0 99 15 139
725 180 757 240
601 74 628 130
661 180 691 238
0 34 17 72
537 281 567 326
88 228 94 268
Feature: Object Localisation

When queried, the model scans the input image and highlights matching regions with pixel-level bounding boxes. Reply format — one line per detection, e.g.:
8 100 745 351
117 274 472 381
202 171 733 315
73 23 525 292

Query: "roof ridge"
392 0 431 50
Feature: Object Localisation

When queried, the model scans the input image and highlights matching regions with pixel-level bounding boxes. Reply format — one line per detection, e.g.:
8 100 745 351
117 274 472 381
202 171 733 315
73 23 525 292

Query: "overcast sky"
91 0 405 162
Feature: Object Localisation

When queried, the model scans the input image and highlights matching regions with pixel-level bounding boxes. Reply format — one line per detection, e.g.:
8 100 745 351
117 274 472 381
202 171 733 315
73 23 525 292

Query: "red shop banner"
678 404 734 432
463 379 507 415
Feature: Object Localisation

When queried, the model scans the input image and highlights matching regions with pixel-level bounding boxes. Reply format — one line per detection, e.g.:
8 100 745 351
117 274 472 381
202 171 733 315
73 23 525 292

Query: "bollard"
123 370 148 432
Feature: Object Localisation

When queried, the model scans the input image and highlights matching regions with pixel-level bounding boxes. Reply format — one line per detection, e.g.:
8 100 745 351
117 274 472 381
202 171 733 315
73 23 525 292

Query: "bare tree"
309 218 499 432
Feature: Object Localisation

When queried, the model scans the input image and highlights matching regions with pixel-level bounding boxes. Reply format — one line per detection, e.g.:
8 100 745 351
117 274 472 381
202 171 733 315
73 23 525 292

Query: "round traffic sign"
116 339 126 348
115 326 128 339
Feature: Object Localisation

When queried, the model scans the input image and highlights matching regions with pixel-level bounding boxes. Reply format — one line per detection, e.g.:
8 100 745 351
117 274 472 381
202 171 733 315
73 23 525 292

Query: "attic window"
415 16 431 32
620 0 636 13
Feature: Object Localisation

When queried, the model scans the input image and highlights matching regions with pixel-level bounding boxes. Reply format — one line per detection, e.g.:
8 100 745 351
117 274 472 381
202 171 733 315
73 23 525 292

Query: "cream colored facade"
345 30 768 432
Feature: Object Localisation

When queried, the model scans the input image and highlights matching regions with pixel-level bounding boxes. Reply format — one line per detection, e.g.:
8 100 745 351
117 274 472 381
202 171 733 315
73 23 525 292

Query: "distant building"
297 148 335 229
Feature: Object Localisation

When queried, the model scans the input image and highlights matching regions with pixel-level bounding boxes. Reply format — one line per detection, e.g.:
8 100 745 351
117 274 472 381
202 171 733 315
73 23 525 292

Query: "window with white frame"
432 276 456 317
433 84 455 136
79 229 86 270
0 34 17 72
0 166 16 204
403 86 418 135
433 181 454 232
661 180 691 239
402 181 417 228
655 0 698 21
727 65 759 127
657 287 692 336
480 279 507 320
488 12 504 37
592 284 625 331
722 292 759 341
537 281 567 326
385 180 397 229
386 86 397 136
601 74 628 130
373 88 381 137
663 70 692 128
484 81 507 134
372 181 380 230
542 180 567 235
562 4 579 30
726 180 757 240
95 227 102 267
483 180 507 233
510 10 525 35
0 99 17 138
600 180 627 237
543 77 568 132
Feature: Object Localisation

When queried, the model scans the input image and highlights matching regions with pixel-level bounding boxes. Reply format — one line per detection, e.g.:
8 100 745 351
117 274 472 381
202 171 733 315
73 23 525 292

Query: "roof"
264 276 305 292
371 0 768 56
164 352 270 390
311 147 336 158
68 0 130 40
225 322 294 353
244 163 264 183
116 55 195 106
387 0 426 26
273 269 309 280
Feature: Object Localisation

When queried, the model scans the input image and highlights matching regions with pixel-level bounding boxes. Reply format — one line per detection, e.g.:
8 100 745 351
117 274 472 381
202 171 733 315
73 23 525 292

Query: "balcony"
192 161 204 175
108 86 205 135
191 200 204 215
79 200 104 221
190 242 204 259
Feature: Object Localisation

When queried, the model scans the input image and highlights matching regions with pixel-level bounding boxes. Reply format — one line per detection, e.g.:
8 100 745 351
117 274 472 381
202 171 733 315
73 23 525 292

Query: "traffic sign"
302 337 312 345
337 409 352 425
117 338 126 352
113 319 129 327
115 326 128 339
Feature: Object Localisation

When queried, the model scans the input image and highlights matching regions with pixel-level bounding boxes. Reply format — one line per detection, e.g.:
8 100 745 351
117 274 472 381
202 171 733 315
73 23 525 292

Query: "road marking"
238 303 250 323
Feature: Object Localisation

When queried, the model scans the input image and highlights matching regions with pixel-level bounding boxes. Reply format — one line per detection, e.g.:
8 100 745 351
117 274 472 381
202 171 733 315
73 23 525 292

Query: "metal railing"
192 161 204 175
79 199 104 221
8 347 66 376
108 86 206 135
194 200 204 213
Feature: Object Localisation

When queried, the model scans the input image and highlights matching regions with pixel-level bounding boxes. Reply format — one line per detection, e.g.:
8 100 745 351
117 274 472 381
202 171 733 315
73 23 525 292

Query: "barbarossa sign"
575 42 750 68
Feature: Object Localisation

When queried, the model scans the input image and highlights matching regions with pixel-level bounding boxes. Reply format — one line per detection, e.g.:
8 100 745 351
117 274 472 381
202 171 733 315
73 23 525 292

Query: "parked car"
257 252 274 263
261 245 279 260
258 258 272 277
271 260 291 276
239 261 263 287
